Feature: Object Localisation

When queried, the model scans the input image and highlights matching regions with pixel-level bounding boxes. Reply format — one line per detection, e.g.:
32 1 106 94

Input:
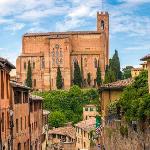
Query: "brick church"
16 12 109 91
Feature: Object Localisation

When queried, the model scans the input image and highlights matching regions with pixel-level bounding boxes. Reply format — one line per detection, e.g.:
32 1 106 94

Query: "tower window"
33 62 35 69
34 79 36 87
101 20 105 30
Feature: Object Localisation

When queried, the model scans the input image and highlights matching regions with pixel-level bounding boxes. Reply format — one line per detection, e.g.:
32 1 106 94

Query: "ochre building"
17 12 109 91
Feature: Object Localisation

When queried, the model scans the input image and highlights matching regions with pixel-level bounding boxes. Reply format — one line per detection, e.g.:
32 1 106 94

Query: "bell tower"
97 11 109 66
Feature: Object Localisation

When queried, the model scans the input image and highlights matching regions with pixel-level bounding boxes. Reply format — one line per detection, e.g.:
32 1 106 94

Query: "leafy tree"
73 61 82 87
109 70 149 122
87 73 91 86
48 111 66 128
122 66 133 79
34 85 100 127
96 63 102 87
56 66 63 89
25 61 32 88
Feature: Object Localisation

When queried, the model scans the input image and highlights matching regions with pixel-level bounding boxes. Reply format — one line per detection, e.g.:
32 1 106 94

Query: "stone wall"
103 121 150 150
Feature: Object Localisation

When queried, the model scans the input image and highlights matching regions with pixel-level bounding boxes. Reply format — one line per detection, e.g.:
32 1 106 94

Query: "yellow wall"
101 90 123 117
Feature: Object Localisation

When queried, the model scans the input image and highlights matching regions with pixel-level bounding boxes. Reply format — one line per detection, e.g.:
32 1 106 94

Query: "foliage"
104 65 116 84
34 86 100 127
56 66 63 89
48 111 66 128
25 61 32 88
104 50 122 83
73 61 82 87
87 73 91 86
110 50 122 80
122 66 133 79
108 70 149 122
96 63 102 87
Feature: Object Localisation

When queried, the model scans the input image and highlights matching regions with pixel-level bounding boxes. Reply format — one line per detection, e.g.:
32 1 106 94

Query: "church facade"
16 12 109 91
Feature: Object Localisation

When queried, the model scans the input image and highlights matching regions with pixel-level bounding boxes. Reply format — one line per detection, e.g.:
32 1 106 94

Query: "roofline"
10 81 30 90
0 57 15 69
23 31 102 37
140 54 150 61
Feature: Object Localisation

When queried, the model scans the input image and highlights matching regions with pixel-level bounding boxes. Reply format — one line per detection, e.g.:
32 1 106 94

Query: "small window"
52 49 55 57
90 107 93 111
101 20 105 30
25 116 26 129
84 58 87 67
60 58 63 64
41 58 45 69
84 142 86 148
85 108 88 111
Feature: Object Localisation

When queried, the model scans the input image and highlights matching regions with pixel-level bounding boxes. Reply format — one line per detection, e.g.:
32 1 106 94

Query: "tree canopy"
122 66 133 79
34 86 100 127
108 70 150 122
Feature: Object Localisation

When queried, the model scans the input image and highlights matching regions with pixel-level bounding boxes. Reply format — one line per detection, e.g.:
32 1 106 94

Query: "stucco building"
83 104 99 120
0 57 15 150
10 81 30 150
16 11 109 91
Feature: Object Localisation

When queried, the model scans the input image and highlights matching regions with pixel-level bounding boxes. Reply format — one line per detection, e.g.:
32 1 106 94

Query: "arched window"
24 62 26 70
60 49 63 57
101 20 105 30
33 62 35 69
94 58 97 68
41 58 45 69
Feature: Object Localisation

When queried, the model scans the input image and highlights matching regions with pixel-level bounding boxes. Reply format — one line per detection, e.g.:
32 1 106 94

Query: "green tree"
56 66 63 89
25 61 32 88
96 63 102 87
104 65 115 83
110 50 122 80
87 73 91 86
73 61 82 87
122 66 133 79
48 111 66 128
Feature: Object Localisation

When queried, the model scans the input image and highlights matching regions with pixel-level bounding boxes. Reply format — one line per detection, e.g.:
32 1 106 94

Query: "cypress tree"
96 63 102 87
110 50 121 80
56 66 63 89
25 61 32 88
73 61 82 87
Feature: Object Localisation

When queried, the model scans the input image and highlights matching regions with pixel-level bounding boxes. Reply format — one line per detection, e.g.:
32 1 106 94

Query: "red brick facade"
16 12 109 91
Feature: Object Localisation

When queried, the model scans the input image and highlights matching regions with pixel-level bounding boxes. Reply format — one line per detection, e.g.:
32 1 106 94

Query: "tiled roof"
75 117 96 131
0 57 15 69
10 80 30 90
30 95 43 101
24 31 102 37
100 78 134 90
140 54 150 61
49 126 76 139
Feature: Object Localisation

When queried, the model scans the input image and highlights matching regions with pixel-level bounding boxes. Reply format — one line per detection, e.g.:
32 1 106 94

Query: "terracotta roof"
49 126 76 139
140 54 150 61
100 78 134 91
10 80 30 90
0 57 15 69
30 95 43 101
24 31 102 37
75 117 96 131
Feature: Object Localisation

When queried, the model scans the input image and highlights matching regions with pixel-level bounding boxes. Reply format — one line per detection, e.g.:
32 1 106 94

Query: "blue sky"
0 0 150 68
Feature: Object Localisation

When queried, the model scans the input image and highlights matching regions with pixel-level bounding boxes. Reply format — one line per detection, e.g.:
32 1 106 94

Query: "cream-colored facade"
83 104 99 120
16 12 109 91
